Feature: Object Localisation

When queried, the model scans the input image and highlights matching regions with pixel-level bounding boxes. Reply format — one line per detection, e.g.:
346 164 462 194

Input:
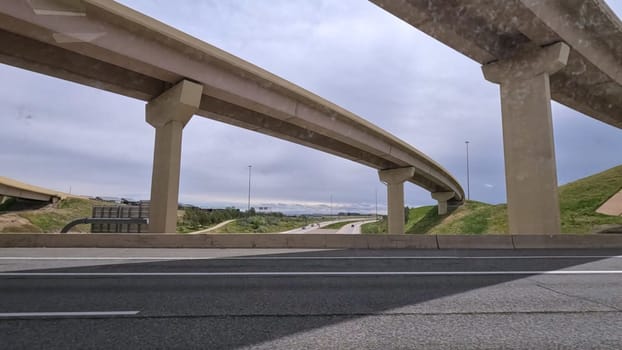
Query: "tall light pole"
465 141 470 201
375 188 378 220
247 165 252 213
330 194 333 217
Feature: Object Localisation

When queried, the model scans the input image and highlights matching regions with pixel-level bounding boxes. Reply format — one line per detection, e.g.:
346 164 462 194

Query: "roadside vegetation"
403 202 508 234
0 197 111 233
362 165 622 235
360 216 387 234
4 165 620 235
215 214 321 233
178 207 242 233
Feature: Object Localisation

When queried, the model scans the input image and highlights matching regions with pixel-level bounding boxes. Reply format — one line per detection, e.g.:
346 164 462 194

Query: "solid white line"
0 271 621 277
0 311 139 317
0 255 621 260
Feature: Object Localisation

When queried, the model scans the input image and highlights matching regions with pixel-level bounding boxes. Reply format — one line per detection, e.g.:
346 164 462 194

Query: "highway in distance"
1 248 622 349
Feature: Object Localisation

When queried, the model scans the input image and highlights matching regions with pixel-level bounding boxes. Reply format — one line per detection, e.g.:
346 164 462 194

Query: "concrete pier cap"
147 79 203 233
146 80 204 128
379 167 415 234
379 167 416 184
482 42 570 83
431 191 455 215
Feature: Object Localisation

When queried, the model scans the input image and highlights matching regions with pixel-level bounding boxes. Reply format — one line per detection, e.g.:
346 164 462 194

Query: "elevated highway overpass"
0 176 72 203
372 0 622 233
0 0 463 233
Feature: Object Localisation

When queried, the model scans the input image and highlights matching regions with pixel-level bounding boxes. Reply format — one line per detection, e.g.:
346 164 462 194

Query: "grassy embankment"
361 217 388 234
214 215 322 233
362 165 622 234
322 221 349 230
0 198 109 233
2 198 323 234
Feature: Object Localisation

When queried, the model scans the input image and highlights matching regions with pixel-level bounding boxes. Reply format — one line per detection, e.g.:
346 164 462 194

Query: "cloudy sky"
1 0 621 214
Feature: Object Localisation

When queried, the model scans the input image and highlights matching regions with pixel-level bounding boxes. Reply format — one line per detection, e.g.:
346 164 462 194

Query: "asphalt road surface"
282 217 373 234
336 220 378 234
1 248 622 349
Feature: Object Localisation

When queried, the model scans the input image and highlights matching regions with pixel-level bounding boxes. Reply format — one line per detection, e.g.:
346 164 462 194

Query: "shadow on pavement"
0 249 620 349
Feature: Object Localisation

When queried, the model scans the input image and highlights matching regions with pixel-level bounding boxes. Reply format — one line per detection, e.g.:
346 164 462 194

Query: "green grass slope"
559 165 622 233
405 202 508 234
215 216 321 233
362 165 622 234
1 198 112 233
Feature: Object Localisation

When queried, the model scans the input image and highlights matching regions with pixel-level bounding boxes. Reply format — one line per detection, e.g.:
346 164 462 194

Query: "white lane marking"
0 255 621 260
0 271 621 277
0 311 139 318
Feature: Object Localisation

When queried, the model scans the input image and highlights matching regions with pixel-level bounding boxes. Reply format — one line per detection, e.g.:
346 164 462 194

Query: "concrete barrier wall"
512 234 622 249
1 233 622 249
437 235 514 249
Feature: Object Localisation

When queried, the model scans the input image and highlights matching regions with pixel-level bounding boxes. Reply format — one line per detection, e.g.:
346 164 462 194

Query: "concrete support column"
146 80 203 233
482 42 569 234
379 167 415 234
431 192 455 215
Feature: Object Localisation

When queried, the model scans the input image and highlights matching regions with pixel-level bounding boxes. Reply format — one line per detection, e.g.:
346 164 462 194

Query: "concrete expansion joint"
482 42 570 84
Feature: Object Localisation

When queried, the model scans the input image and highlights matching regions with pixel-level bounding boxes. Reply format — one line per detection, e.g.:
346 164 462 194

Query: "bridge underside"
0 1 465 234
0 26 450 195
371 0 622 129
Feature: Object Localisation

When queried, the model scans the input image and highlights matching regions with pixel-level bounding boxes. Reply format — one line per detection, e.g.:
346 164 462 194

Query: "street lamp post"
247 165 252 213
375 188 378 220
465 141 470 201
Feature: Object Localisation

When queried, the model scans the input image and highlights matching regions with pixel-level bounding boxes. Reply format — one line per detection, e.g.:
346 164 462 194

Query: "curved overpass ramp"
0 0 463 233
0 176 71 203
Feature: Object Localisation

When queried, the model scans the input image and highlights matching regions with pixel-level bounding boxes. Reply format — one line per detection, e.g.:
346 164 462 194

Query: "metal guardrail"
61 218 149 233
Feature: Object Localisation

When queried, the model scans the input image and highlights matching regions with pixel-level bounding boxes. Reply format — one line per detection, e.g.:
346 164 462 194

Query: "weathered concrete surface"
366 235 438 249
437 235 514 249
512 234 622 249
483 43 569 234
146 80 202 233
379 167 415 234
597 190 622 216
2 233 622 249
